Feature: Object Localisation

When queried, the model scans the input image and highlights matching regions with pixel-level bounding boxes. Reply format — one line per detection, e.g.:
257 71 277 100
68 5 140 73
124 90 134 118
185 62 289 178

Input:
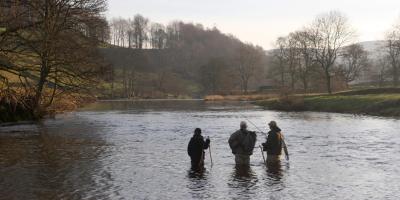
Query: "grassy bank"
257 91 400 117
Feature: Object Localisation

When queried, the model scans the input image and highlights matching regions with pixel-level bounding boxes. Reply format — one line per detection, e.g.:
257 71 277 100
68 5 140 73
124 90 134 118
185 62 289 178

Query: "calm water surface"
1 100 399 200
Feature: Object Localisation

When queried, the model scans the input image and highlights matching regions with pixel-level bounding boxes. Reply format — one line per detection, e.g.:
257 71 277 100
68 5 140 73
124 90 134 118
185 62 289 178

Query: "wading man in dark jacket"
262 121 287 163
187 128 210 170
228 121 257 166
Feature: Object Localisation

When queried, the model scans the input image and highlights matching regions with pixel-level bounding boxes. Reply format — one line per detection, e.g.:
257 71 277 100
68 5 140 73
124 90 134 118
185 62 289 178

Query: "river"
0 100 399 199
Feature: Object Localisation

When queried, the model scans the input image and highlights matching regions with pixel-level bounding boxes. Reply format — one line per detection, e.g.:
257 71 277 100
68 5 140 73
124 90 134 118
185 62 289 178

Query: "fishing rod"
246 118 266 134
239 113 266 135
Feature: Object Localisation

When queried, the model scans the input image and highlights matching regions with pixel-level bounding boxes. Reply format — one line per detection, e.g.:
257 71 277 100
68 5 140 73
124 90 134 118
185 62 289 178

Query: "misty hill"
100 21 268 98
266 40 387 57
357 40 387 59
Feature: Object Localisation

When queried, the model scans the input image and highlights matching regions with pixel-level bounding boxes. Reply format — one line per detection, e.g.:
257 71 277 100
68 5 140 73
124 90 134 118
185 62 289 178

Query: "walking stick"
259 145 266 164
209 143 213 166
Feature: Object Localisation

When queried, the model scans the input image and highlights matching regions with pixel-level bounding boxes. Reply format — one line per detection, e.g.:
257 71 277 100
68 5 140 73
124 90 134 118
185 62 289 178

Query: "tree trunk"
290 73 295 90
280 61 285 87
325 70 332 94
243 79 248 94
128 33 131 48
393 65 399 87
111 68 114 99
33 63 49 118
303 78 308 94
123 66 128 98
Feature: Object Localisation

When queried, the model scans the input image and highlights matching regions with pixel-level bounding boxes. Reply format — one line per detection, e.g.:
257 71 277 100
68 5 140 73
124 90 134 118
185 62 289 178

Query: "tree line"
268 11 400 94
103 15 267 98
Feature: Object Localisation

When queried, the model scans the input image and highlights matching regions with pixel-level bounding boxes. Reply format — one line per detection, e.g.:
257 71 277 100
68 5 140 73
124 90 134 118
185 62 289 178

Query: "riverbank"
204 94 277 101
256 89 400 117
0 93 95 123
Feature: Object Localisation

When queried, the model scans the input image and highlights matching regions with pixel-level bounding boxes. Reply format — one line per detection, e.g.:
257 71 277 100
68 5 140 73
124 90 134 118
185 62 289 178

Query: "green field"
256 89 400 117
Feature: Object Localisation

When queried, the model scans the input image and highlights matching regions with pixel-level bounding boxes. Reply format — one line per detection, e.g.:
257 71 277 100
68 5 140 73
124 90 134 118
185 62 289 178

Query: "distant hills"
357 40 387 59
266 40 387 57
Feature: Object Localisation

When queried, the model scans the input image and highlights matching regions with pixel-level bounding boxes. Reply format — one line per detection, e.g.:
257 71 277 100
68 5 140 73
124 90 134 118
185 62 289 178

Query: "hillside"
99 21 269 99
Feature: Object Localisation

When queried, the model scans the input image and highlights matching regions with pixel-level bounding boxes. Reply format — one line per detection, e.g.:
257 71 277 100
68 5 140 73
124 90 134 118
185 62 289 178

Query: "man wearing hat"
228 121 257 165
262 121 286 163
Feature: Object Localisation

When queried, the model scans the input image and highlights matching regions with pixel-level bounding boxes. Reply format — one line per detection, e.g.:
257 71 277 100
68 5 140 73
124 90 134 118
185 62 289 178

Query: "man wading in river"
262 121 288 163
228 121 257 165
187 128 210 170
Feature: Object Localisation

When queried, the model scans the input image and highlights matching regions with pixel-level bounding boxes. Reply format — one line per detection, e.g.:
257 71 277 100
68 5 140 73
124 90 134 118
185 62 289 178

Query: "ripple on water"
1 100 399 199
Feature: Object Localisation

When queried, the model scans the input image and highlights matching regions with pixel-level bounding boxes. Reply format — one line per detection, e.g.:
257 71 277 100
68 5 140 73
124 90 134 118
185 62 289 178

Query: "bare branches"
308 11 355 93
268 11 356 93
0 0 108 116
385 21 400 86
236 43 264 94
338 43 369 86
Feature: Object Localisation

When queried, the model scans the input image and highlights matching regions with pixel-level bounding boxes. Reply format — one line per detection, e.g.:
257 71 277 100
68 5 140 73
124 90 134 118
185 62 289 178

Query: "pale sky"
107 0 400 50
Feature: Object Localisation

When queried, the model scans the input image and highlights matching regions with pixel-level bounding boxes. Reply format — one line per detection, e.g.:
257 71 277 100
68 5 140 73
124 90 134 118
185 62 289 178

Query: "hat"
268 121 277 127
240 121 247 129
194 128 202 135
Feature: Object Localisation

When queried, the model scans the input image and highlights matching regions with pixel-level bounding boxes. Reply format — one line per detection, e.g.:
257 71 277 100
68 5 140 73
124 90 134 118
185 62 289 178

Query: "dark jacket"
262 127 282 155
228 129 257 155
187 134 210 164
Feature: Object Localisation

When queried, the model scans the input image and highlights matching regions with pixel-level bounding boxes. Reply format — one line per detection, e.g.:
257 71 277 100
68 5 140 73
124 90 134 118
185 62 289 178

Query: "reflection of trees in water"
264 160 289 192
227 165 258 199
186 168 212 199
266 161 283 180
0 121 112 199
232 165 255 179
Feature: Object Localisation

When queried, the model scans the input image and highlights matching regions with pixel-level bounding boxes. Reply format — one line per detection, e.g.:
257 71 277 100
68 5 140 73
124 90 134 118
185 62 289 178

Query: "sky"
106 0 400 50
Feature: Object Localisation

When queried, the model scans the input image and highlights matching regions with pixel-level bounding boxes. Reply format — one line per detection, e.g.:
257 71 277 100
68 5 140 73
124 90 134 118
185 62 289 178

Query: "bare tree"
271 37 288 87
385 23 400 86
338 43 369 87
286 33 300 90
150 23 166 49
110 17 128 46
370 54 389 87
166 21 181 49
199 58 230 94
132 14 149 49
236 44 263 94
0 0 107 116
292 30 315 92
127 18 134 48
308 11 355 93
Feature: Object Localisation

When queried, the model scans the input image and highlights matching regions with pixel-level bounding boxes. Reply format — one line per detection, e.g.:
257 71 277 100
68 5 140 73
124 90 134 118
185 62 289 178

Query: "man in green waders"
228 121 257 165
262 121 288 163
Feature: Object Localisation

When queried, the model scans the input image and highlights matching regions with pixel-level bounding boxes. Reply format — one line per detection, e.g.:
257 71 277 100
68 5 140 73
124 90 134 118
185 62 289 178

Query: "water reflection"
1 100 400 199
232 165 255 179
266 161 283 180
228 165 258 199
0 120 111 199
187 169 211 199
263 160 291 197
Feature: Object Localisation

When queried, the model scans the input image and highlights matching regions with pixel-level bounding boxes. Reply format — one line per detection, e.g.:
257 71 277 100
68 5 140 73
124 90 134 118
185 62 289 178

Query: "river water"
0 100 399 200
